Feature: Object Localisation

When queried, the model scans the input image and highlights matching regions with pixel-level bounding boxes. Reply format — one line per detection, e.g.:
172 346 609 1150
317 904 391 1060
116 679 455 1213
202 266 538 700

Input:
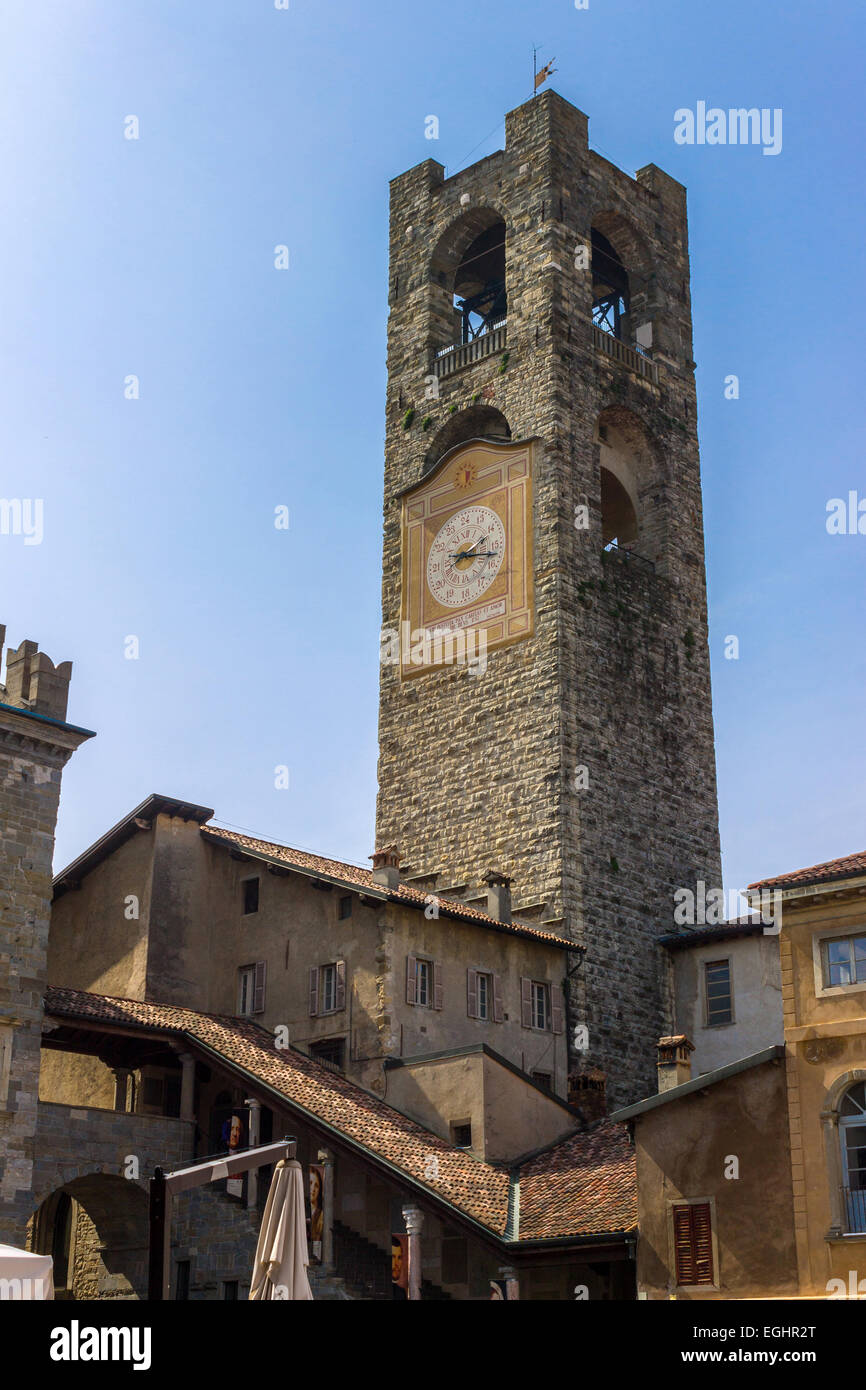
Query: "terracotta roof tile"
45 985 512 1235
748 849 866 892
518 1120 637 1241
202 826 575 950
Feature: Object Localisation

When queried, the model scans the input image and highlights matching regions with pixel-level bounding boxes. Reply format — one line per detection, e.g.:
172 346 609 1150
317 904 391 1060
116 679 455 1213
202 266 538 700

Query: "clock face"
426 505 506 609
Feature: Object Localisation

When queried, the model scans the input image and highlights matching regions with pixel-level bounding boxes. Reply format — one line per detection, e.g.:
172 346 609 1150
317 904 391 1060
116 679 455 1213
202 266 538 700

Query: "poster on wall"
308 1164 324 1262
391 1234 408 1295
223 1110 245 1198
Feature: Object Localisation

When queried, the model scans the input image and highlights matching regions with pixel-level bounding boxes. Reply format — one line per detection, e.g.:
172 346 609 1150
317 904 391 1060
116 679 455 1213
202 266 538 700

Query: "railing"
433 322 507 378
602 541 656 574
842 1185 866 1234
592 324 659 384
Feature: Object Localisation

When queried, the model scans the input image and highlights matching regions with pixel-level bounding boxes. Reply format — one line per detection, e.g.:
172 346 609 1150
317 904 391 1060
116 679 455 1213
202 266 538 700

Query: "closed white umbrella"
0 1244 54 1300
249 1159 313 1300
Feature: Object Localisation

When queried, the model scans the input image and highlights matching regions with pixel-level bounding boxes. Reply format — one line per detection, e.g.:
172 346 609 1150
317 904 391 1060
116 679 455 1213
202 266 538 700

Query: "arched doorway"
29 1173 149 1300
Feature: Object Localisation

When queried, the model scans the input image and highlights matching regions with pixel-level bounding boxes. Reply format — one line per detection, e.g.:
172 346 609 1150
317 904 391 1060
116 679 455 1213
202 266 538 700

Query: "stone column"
112 1068 132 1113
402 1203 424 1301
178 1052 196 1123
499 1264 519 1300
245 1098 261 1210
317 1147 335 1271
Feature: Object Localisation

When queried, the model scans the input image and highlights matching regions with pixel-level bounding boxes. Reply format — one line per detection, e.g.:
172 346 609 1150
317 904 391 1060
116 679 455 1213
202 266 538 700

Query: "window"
338 895 353 920
222 1280 239 1300
520 978 564 1033
309 1037 345 1071
467 969 502 1021
531 982 549 1031
705 959 733 1026
532 1071 553 1092
322 963 337 1014
308 961 346 1016
407 956 442 1009
672 1202 715 1287
238 962 266 1016
451 1122 472 1149
822 935 866 989
840 1081 866 1234
242 878 259 915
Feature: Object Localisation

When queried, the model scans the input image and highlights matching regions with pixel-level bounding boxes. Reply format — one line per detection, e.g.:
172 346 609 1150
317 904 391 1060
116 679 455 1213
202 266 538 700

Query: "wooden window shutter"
433 961 443 1010
406 955 417 1005
493 974 504 1023
253 961 267 1015
467 969 478 1019
551 984 564 1034
520 977 533 1029
335 959 346 1011
308 965 319 1017
673 1203 714 1286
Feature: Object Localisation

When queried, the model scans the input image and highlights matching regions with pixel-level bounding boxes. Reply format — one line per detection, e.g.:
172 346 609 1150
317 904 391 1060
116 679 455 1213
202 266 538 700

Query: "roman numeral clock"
399 439 534 677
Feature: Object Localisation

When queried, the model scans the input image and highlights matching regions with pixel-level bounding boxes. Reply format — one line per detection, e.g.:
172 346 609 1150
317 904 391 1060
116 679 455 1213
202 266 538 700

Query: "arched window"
453 223 506 343
840 1081 866 1233
591 228 630 340
601 467 638 547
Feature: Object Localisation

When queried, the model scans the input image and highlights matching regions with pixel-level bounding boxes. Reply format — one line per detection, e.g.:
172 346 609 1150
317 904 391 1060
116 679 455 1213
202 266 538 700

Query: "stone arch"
822 1069 866 1117
429 206 509 350
423 405 512 476
596 404 667 563
28 1171 149 1300
590 209 654 345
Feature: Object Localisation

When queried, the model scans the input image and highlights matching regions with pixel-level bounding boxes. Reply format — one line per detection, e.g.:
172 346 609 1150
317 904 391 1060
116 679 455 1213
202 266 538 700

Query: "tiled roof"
44 985 511 1236
518 1120 637 1241
659 914 767 950
748 850 866 892
43 986 631 1246
202 826 575 950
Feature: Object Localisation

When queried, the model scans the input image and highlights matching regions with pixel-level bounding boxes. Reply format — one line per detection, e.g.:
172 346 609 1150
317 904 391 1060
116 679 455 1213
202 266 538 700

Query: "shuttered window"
407 956 442 1009
310 960 347 1016
672 1203 715 1286
468 969 497 1020
252 961 266 1014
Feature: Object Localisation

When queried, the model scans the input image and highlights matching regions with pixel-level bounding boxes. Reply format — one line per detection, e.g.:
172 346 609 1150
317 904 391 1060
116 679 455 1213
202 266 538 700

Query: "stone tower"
0 628 93 1243
375 90 721 1107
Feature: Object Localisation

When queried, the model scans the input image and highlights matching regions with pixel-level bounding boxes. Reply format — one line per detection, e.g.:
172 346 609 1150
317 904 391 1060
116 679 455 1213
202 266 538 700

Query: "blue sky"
1 0 863 899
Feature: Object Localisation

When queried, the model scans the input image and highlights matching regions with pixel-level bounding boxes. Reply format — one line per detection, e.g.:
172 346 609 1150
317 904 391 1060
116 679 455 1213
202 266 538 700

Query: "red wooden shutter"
467 969 478 1018
335 959 346 1011
308 965 319 1017
551 984 564 1034
520 977 533 1029
673 1203 714 1286
406 955 417 1005
253 961 267 1014
433 961 443 1010
493 974 504 1023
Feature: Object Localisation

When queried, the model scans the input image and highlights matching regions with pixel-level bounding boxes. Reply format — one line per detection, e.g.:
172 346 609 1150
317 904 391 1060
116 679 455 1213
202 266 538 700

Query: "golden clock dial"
425 505 506 608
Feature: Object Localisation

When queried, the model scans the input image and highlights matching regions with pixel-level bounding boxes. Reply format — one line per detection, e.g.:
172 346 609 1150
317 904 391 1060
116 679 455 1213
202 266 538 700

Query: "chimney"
568 1068 607 1123
657 1035 695 1092
370 845 401 890
484 870 512 924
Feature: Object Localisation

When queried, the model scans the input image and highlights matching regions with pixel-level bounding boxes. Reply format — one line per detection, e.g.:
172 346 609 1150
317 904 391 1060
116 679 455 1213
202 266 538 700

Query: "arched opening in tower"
601 466 639 547
591 228 630 341
453 222 507 344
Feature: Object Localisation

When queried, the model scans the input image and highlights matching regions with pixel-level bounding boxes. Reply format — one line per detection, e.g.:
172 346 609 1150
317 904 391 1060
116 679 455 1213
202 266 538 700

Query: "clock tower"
376 90 722 1107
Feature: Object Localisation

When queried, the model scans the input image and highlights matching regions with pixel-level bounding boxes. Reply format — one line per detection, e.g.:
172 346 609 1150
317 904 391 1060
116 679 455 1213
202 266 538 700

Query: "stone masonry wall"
375 91 721 1107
